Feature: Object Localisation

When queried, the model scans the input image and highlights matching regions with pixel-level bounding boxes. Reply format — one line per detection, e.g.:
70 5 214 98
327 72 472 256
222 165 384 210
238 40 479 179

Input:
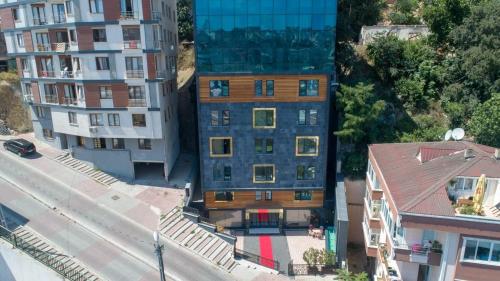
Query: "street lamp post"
153 231 166 281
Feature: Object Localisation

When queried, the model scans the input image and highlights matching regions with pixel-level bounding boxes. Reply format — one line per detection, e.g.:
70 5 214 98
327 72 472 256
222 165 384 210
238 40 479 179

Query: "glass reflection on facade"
195 0 337 73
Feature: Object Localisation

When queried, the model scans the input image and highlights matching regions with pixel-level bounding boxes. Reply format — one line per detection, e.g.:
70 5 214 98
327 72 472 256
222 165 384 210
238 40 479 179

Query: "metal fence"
235 248 280 272
288 262 337 276
0 225 89 281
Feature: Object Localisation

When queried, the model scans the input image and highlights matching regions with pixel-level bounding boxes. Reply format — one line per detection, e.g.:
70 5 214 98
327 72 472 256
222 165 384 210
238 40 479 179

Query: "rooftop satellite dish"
444 130 453 141
452 128 465 141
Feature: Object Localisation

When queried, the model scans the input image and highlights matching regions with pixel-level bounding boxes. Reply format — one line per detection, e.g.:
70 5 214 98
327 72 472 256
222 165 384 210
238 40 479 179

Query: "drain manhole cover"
111 195 120 201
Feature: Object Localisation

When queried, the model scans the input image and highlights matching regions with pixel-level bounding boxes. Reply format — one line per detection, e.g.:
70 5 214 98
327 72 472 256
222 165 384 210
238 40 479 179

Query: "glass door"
52 4 66 23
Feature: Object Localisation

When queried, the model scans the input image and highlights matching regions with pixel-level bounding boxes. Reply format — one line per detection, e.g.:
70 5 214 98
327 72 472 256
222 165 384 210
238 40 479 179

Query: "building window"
296 136 319 156
21 59 29 71
76 136 84 147
42 129 53 140
111 138 124 149
266 80 274 96
99 86 112 99
299 80 319 96
65 1 74 14
297 165 316 180
298 109 318 125
213 165 231 182
68 112 77 125
462 238 500 265
128 86 146 106
265 191 272 200
125 57 144 78
453 177 476 191
210 110 230 126
89 0 103 13
138 139 151 150
32 6 46 25
89 113 104 126
256 191 262 201
132 114 146 127
12 8 19 21
93 28 106 42
253 164 275 183
108 114 120 126
93 138 106 149
295 191 312 201
255 80 262 96
210 111 218 126
255 138 273 154
16 34 24 47
214 191 233 202
209 137 232 157
34 106 47 118
95 57 109 70
122 26 141 42
209 80 229 97
253 108 276 128
222 110 230 126
69 29 77 43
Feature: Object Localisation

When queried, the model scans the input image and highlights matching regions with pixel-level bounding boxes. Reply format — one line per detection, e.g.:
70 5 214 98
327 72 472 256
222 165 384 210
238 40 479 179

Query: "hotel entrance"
246 209 283 229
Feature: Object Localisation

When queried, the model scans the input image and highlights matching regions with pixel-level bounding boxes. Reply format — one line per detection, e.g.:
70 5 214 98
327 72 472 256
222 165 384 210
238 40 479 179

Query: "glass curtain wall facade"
195 0 337 73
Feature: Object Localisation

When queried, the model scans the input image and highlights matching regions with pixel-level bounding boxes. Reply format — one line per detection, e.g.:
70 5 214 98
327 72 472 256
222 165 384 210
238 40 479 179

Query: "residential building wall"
2 0 180 179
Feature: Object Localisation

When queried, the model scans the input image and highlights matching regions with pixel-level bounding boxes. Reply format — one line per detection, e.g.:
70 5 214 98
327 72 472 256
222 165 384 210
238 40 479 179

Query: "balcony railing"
155 71 166 79
52 42 69 52
33 18 48 25
22 70 31 78
126 70 144 79
393 242 443 266
24 95 34 103
120 11 139 19
151 11 161 20
63 97 78 106
45 95 59 104
153 40 163 49
40 71 56 78
59 70 82 78
53 16 66 24
128 99 147 107
123 40 142 49
36 43 52 52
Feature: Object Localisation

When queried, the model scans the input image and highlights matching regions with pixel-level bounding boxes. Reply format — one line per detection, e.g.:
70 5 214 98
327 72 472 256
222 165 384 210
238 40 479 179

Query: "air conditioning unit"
89 127 98 133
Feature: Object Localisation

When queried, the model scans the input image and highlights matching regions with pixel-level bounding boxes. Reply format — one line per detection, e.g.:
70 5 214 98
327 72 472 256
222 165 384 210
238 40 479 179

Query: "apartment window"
255 80 262 96
214 192 233 202
210 137 232 157
265 191 272 200
52 4 66 23
253 165 275 183
42 128 53 140
132 114 146 127
222 110 230 126
21 59 29 71
93 29 107 42
125 57 144 78
463 238 500 264
12 8 19 21
299 80 319 96
68 112 77 125
16 34 24 47
253 108 275 128
210 111 219 126
138 139 151 150
295 191 312 201
296 137 319 156
298 109 318 126
128 86 145 99
210 110 230 126
95 57 109 70
255 138 273 154
99 86 112 99
266 80 274 96
93 138 106 149
32 6 46 25
112 138 124 149
89 0 103 13
213 165 231 182
256 191 262 201
209 80 229 97
34 106 47 118
65 1 74 14
297 165 316 180
122 26 141 41
44 84 58 103
89 113 104 126
108 114 120 126
454 177 476 191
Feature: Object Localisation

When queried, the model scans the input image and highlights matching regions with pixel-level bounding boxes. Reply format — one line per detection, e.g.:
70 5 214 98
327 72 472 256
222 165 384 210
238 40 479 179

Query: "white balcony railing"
39 71 56 78
126 70 144 79
123 40 142 49
62 97 78 106
24 95 34 103
128 99 147 107
151 11 161 20
53 16 66 24
120 11 139 20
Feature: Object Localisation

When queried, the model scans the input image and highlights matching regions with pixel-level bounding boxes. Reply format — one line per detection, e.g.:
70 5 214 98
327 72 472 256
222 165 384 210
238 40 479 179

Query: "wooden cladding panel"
82 84 101 108
111 84 129 107
76 26 94 51
199 75 328 103
204 190 324 209
0 8 15 30
142 0 152 20
103 0 121 20
23 31 33 52
146 54 156 80
31 82 40 103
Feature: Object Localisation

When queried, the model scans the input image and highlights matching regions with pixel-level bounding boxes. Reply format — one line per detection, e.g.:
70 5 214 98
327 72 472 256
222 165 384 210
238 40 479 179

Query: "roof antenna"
444 130 452 141
451 128 465 141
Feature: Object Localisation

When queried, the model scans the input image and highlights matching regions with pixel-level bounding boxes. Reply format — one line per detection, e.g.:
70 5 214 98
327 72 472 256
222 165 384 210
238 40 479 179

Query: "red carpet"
257 209 274 268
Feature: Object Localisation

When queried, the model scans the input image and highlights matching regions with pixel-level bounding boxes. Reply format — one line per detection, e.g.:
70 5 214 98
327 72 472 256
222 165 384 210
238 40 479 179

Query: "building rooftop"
369 141 500 218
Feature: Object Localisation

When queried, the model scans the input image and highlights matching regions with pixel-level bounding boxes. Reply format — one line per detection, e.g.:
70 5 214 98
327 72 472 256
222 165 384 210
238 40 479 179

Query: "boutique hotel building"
1 0 180 179
194 0 337 230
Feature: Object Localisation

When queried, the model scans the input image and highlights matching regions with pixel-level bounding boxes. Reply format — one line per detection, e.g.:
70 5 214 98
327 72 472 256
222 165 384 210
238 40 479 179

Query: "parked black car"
3 139 36 156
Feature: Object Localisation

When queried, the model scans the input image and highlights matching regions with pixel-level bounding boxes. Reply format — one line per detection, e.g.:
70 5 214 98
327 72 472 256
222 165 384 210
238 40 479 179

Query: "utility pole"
153 231 166 281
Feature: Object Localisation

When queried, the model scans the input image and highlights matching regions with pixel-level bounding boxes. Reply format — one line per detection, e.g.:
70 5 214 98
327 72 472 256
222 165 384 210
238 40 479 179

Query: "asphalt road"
0 147 235 281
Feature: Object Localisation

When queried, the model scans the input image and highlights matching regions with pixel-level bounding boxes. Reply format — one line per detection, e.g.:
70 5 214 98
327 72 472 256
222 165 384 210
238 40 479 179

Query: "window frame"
297 165 316 180
299 80 320 97
111 138 124 149
95 57 110 70
253 164 275 184
461 237 500 266
266 80 274 96
296 136 319 156
214 191 234 202
68 111 77 125
92 28 107 42
132 114 146 127
255 138 273 154
294 191 312 201
213 164 232 182
89 113 104 126
88 0 103 14
209 80 229 97
209 137 233 157
108 113 120 126
253 108 276 129
138 138 152 150
16 34 24 47
99 86 112 99
255 80 262 96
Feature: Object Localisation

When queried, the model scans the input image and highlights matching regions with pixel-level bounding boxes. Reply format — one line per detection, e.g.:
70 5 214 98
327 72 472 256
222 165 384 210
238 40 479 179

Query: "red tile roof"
369 141 500 217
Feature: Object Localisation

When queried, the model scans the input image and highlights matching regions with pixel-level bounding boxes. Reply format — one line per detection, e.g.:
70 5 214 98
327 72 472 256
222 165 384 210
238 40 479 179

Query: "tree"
400 114 449 142
422 0 472 45
366 35 406 83
177 0 193 42
468 93 500 147
337 0 386 42
389 0 420 25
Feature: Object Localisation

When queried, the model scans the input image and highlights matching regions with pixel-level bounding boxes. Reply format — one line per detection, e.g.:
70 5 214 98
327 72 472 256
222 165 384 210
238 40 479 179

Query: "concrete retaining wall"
359 25 430 45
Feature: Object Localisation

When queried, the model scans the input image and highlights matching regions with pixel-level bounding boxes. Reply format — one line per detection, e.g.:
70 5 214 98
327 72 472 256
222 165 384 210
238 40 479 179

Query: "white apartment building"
0 0 180 179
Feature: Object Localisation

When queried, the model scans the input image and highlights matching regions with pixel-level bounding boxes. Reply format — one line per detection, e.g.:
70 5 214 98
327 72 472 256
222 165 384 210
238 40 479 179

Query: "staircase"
54 153 118 186
7 227 102 281
159 207 236 271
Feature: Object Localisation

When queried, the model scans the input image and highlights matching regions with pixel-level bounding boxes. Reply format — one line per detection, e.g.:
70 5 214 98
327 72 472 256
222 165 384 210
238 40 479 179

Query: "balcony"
126 70 144 79
59 70 82 79
52 42 69 52
44 95 58 104
365 197 381 219
155 71 166 79
62 97 78 106
53 16 66 24
123 40 142 49
36 43 52 52
393 242 442 266
378 244 402 281
152 11 161 20
33 18 48 26
120 11 139 20
128 99 147 107
39 71 56 78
